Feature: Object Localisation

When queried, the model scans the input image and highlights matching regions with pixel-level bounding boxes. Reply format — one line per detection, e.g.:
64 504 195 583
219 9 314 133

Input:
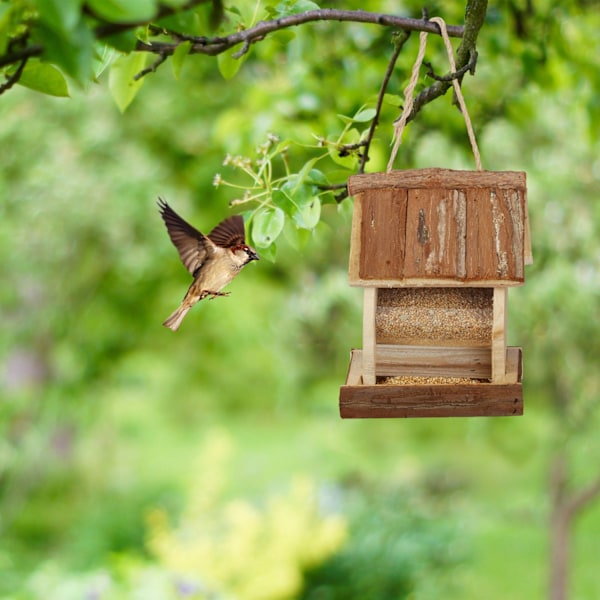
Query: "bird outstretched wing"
208 215 246 248
158 199 216 275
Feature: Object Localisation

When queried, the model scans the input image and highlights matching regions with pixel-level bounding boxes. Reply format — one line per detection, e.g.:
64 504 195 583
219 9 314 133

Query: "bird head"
231 244 260 266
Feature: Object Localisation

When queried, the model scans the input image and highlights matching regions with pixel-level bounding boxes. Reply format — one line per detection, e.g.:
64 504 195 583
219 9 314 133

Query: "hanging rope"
386 16 482 173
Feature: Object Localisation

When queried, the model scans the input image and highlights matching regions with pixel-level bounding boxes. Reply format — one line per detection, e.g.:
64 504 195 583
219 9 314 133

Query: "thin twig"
134 52 168 80
0 58 28 95
232 39 252 59
338 140 368 157
423 50 478 82
358 30 411 174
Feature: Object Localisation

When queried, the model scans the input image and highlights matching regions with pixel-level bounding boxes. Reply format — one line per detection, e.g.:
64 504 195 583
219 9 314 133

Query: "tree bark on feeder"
340 168 532 419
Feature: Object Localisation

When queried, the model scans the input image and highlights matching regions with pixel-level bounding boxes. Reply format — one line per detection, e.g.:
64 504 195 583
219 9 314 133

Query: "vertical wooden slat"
358 188 407 280
362 287 378 385
491 287 507 382
466 187 495 281
348 192 363 283
404 187 466 280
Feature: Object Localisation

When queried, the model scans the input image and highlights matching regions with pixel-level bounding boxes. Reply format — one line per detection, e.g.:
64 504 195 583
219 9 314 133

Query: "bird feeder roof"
348 168 532 287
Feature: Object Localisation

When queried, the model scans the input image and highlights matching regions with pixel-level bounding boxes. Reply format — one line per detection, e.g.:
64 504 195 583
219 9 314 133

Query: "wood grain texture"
362 288 377 385
374 344 492 378
491 287 508 382
403 188 463 279
348 169 528 286
348 169 527 194
339 348 523 418
358 188 407 281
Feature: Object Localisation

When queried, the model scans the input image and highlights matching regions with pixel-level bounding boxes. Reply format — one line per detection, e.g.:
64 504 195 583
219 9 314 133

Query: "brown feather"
208 214 247 248
157 199 216 275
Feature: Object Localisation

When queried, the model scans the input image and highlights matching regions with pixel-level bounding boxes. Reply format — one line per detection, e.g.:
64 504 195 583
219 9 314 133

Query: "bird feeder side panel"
348 169 529 287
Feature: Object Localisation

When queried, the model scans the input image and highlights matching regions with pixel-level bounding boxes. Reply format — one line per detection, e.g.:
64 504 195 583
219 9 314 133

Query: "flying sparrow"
158 199 259 331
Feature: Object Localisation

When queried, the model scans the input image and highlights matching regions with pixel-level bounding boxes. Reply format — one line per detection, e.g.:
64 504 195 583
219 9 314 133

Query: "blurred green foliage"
1 1 600 599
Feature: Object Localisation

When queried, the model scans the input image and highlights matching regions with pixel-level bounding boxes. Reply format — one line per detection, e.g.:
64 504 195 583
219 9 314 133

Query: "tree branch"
358 30 411 176
406 0 488 122
1 8 464 78
135 9 464 58
565 474 600 518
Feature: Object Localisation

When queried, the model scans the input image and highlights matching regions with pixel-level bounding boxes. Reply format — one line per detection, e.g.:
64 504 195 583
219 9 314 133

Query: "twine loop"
386 16 482 172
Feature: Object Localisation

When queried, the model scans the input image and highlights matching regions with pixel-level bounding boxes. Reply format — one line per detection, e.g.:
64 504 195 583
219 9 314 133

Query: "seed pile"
379 375 489 385
376 287 492 346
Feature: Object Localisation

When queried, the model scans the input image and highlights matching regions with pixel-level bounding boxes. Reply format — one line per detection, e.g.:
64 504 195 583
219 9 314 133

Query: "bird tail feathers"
163 304 191 331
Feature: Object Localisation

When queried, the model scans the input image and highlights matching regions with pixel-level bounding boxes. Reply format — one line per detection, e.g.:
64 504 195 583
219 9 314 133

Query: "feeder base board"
340 349 523 418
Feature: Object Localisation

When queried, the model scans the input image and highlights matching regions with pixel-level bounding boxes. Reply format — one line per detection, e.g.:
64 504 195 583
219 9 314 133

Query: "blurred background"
1 1 599 598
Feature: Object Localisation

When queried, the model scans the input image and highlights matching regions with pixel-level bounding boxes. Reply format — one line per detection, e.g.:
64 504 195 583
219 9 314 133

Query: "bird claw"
205 291 230 300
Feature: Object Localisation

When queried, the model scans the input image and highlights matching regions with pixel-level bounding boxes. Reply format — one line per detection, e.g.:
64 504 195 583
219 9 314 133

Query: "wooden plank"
357 188 407 281
348 276 524 288
348 178 526 287
505 346 521 384
523 187 533 266
465 187 496 280
339 348 523 418
348 169 527 195
403 188 464 280
375 344 491 378
344 349 363 386
491 287 508 383
362 288 377 385
348 192 363 283
465 188 525 283
339 382 522 418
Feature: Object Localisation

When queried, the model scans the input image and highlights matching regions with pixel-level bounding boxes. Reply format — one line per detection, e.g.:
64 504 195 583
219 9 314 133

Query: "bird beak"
250 249 260 261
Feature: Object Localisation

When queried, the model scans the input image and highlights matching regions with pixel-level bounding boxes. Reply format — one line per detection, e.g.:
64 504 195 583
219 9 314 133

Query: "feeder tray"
339 168 532 418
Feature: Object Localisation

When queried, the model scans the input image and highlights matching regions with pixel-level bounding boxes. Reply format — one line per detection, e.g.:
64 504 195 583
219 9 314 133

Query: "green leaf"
270 30 296 46
86 0 157 22
327 127 361 169
108 52 148 112
353 107 376 122
294 197 321 230
305 168 329 186
217 47 247 80
93 44 117 80
292 157 320 192
256 241 277 262
383 93 402 106
283 220 312 251
103 30 138 53
273 0 320 17
17 60 70 97
252 207 285 248
272 189 295 216
0 5 11 55
171 41 192 80
280 179 321 230
37 0 82 33
293 0 320 11
336 113 354 125
34 20 95 82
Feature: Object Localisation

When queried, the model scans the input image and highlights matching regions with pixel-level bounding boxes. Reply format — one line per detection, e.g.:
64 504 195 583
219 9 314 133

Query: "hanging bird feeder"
339 18 532 418
339 169 532 418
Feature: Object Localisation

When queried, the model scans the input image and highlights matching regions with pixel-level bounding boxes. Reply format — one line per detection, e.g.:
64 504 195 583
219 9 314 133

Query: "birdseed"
376 287 492 346
379 375 489 385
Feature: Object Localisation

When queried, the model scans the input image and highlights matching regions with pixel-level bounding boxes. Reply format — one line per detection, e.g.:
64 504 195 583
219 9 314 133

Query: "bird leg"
202 290 231 300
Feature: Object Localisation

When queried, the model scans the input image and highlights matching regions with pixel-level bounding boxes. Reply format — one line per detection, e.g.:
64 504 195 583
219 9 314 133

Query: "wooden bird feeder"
339 168 532 418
